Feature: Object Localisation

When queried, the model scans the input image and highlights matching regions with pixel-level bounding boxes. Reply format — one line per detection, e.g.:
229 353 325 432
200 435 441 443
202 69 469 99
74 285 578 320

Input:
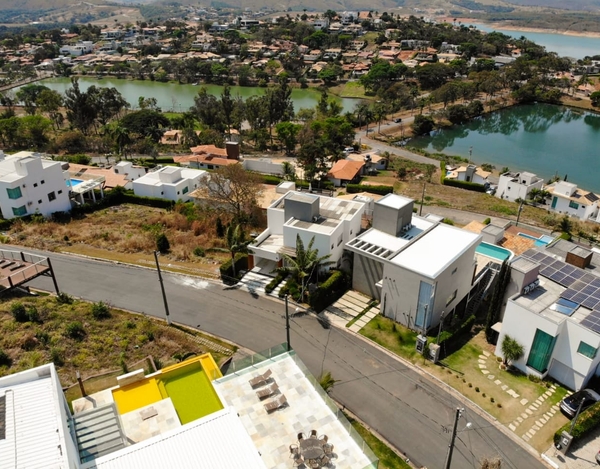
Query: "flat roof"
376 193 413 210
86 407 266 469
0 365 71 469
391 224 481 278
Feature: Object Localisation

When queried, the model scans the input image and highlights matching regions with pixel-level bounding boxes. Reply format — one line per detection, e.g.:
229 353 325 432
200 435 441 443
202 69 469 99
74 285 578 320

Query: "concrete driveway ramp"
323 290 374 328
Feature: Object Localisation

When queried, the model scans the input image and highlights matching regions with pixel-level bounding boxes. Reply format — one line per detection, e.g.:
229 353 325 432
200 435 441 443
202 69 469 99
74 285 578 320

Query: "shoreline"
440 17 600 38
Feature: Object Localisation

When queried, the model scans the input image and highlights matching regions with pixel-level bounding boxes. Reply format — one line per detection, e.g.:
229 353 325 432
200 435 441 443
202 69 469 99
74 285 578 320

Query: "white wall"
550 194 598 220
380 262 427 329
242 159 284 176
496 174 544 202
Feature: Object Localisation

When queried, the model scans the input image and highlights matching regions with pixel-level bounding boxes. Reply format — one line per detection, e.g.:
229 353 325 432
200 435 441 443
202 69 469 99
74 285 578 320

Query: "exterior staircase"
73 403 127 464
466 265 498 317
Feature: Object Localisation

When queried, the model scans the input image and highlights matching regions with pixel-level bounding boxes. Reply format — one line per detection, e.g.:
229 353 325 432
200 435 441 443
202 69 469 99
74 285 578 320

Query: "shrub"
0 350 12 367
497 403 502 408
50 347 65 366
265 273 285 294
555 401 600 445
443 178 487 192
125 320 136 329
119 352 128 374
65 321 86 340
11 302 28 322
475 387 480 392
482 392 486 397
442 218 454 225
56 292 74 304
346 184 393 195
219 253 248 285
91 301 111 319
262 174 284 185
468 383 473 387
193 246 205 257
440 161 447 184
483 217 491 225
35 330 50 345
27 305 41 323
156 233 170 253
309 270 350 312
490 397 495 403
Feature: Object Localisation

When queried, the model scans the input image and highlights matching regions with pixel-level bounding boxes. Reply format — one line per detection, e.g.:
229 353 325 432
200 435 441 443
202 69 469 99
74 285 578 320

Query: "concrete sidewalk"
543 430 600 469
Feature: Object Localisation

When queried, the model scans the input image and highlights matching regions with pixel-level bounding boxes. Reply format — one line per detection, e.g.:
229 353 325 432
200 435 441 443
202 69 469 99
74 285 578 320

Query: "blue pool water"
518 233 555 247
476 242 512 261
66 178 83 188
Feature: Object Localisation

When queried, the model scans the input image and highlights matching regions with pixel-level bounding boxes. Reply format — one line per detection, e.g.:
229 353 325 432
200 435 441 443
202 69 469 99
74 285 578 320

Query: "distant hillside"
505 0 600 10
0 0 106 11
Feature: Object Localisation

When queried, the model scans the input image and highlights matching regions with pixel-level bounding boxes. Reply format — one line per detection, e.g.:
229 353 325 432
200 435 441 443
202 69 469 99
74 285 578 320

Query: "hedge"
309 270 349 313
554 400 600 445
219 253 248 285
71 186 174 217
442 178 487 193
437 314 476 359
440 161 447 185
265 273 285 294
262 175 283 185
346 184 394 195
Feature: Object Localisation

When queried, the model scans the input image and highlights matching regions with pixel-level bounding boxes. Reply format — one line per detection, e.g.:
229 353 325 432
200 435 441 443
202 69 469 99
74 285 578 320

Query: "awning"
491 322 502 333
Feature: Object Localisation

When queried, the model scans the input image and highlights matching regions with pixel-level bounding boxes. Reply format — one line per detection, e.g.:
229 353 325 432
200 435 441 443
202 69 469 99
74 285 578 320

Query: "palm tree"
278 234 333 299
558 215 573 235
226 224 251 278
110 123 131 157
501 335 524 366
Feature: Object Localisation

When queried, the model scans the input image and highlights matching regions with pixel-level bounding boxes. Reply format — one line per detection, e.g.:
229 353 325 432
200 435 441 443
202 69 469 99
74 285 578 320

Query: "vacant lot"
0 294 235 391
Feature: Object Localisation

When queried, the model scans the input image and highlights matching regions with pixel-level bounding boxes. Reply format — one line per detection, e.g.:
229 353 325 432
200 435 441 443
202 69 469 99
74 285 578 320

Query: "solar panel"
582 274 597 284
572 293 588 304
570 270 584 280
588 310 600 320
550 260 565 270
551 272 567 283
562 276 577 287
582 285 597 295
562 265 576 275
591 278 600 289
541 268 556 277
531 251 545 261
581 317 595 328
583 297 600 310
590 323 600 334
571 280 587 291
561 289 578 300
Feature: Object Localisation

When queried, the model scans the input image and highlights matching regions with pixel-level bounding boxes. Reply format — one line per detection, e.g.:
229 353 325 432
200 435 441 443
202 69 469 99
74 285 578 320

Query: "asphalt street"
24 249 545 469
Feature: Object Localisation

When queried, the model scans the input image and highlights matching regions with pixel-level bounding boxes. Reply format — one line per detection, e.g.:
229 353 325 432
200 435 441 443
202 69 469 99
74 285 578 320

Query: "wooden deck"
0 250 57 293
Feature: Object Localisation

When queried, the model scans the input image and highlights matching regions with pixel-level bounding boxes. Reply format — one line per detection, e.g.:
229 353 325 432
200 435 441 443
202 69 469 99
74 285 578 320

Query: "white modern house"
250 190 365 274
132 166 207 202
0 151 71 219
59 41 94 56
345 194 483 331
112 161 147 184
495 247 600 390
496 171 544 202
445 164 490 186
546 181 600 221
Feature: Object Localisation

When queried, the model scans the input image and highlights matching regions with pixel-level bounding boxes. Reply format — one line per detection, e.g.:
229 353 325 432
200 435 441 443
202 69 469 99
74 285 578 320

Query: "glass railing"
220 344 379 469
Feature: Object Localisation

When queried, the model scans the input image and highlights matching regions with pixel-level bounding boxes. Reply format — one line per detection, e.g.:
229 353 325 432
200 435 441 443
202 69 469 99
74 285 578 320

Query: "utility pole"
516 199 525 227
444 408 462 469
154 250 171 325
437 311 445 344
419 182 426 216
570 397 586 435
285 295 291 352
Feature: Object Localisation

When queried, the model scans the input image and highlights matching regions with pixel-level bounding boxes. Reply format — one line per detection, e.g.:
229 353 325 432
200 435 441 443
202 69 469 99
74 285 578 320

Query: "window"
451 267 457 275
33 183 38 188
58 190 62 195
446 289 457 306
40 180 45 184
337 235 343 246
38 200 42 204
569 200 579 209
6 187 22 200
526 329 557 373
415 281 433 329
182 186 189 194
47 191 56 202
577 341 597 359
12 205 27 216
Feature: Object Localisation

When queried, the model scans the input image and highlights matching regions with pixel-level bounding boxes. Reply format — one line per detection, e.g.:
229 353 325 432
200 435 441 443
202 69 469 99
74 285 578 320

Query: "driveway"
22 248 545 469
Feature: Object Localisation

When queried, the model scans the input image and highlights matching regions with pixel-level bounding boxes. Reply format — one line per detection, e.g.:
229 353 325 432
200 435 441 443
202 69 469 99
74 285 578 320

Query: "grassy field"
360 316 569 452
0 293 235 395
330 81 371 99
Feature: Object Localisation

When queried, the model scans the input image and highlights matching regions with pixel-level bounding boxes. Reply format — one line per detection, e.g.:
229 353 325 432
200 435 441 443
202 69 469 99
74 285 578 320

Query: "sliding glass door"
526 329 557 373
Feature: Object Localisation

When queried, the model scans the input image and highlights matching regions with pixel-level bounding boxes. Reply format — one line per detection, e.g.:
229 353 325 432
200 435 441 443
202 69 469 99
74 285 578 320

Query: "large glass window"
6 187 22 200
415 281 433 329
11 205 27 216
569 200 579 209
526 329 557 373
577 341 597 360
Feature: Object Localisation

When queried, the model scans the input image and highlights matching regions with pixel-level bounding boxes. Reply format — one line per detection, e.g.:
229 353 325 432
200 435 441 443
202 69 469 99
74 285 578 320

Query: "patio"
213 349 377 469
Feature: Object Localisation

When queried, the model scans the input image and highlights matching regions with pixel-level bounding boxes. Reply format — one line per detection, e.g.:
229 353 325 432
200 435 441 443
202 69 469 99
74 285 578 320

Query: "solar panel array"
520 249 600 333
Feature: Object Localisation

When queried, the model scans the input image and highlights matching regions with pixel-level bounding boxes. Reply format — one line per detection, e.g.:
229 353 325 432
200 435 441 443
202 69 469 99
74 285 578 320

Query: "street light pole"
154 250 171 325
516 199 525 226
419 182 426 216
437 311 445 344
285 294 291 352
444 408 463 469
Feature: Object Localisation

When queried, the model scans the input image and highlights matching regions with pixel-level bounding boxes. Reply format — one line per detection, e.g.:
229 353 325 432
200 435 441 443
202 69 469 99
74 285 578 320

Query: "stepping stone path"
476 352 562 443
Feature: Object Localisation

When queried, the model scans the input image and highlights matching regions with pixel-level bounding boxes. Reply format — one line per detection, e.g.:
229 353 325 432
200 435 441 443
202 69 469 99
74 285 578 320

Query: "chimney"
225 141 240 160
566 246 593 269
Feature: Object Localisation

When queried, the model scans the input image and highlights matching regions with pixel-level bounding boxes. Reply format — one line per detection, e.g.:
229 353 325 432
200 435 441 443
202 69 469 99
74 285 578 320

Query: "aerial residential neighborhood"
3 2 600 469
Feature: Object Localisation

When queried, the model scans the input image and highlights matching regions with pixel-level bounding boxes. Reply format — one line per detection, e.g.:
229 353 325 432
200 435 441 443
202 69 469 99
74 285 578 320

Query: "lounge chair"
292 454 304 467
323 444 334 455
248 369 272 388
297 432 304 441
310 429 318 438
256 382 279 400
264 394 288 413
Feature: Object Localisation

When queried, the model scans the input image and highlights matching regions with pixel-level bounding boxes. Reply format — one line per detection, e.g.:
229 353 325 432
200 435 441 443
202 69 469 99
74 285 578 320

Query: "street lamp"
436 311 446 344
444 408 472 469
516 199 525 226
419 182 426 216
153 250 171 325
284 295 291 351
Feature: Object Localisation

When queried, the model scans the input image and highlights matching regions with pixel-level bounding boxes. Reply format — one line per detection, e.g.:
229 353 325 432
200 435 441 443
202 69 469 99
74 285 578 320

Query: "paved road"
24 250 544 469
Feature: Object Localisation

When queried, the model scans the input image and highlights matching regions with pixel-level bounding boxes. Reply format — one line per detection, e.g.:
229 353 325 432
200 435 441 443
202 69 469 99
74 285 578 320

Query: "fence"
221 344 378 469
0 249 50 289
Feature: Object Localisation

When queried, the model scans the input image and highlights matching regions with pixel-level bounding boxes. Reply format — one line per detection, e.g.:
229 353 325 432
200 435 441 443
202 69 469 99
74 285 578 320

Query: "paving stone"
478 355 487 360
528 406 537 412
535 420 543 427
517 417 524 423
509 424 516 431
526 409 533 415
513 420 520 427
540 417 547 424
479 363 487 369
488 375 495 380
512 393 520 398
532 402 540 408
482 370 489 375
502 385 509 391
494 380 502 385
550 385 557 390
523 435 530 441
483 351 491 357
521 413 529 419
530 428 537 435
539 395 546 402
544 392 552 397
552 405 559 410
520 399 529 406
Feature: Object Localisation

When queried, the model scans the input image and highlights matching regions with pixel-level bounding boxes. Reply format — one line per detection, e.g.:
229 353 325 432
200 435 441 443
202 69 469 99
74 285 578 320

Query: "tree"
319 371 339 393
415 63 452 90
558 215 572 235
275 121 301 156
36 89 63 130
225 224 251 277
109 124 132 156
481 458 502 469
199 164 263 220
501 335 524 366
412 114 434 135
528 188 551 206
16 84 49 115
591 91 600 107
92 87 129 126
63 77 97 135
120 110 170 142
278 234 333 298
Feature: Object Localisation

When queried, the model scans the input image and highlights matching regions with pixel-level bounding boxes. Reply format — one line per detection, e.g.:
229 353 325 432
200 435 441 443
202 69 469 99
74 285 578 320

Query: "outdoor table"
299 437 325 460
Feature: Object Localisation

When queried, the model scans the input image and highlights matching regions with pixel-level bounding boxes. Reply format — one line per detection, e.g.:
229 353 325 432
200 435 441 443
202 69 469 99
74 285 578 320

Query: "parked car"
393 118 402 123
560 389 600 418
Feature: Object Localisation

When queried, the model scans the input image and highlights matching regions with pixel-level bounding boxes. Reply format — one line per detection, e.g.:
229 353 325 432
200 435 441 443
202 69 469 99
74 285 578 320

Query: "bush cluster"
346 184 394 195
219 253 248 285
309 270 349 312
442 178 487 192
554 401 600 445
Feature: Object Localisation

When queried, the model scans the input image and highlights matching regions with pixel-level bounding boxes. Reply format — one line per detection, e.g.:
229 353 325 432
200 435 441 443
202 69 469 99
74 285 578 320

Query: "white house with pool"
0 151 72 219
495 247 600 390
345 194 488 332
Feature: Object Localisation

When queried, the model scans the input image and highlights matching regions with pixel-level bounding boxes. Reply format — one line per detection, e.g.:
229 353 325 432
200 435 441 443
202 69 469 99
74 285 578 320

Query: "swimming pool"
476 242 513 261
518 233 555 246
66 178 83 188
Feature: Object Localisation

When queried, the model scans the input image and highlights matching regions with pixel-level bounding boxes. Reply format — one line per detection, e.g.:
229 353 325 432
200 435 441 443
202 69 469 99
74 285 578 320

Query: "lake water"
30 77 360 114
470 23 600 59
409 103 600 193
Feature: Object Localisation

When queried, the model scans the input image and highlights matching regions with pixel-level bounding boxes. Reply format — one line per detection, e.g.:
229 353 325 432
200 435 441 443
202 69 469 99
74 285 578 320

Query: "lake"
409 103 600 193
29 77 361 114
470 22 600 59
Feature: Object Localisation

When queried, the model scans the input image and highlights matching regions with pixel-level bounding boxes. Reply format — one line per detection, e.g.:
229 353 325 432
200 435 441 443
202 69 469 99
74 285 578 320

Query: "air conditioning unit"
523 285 530 294
27 201 33 206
